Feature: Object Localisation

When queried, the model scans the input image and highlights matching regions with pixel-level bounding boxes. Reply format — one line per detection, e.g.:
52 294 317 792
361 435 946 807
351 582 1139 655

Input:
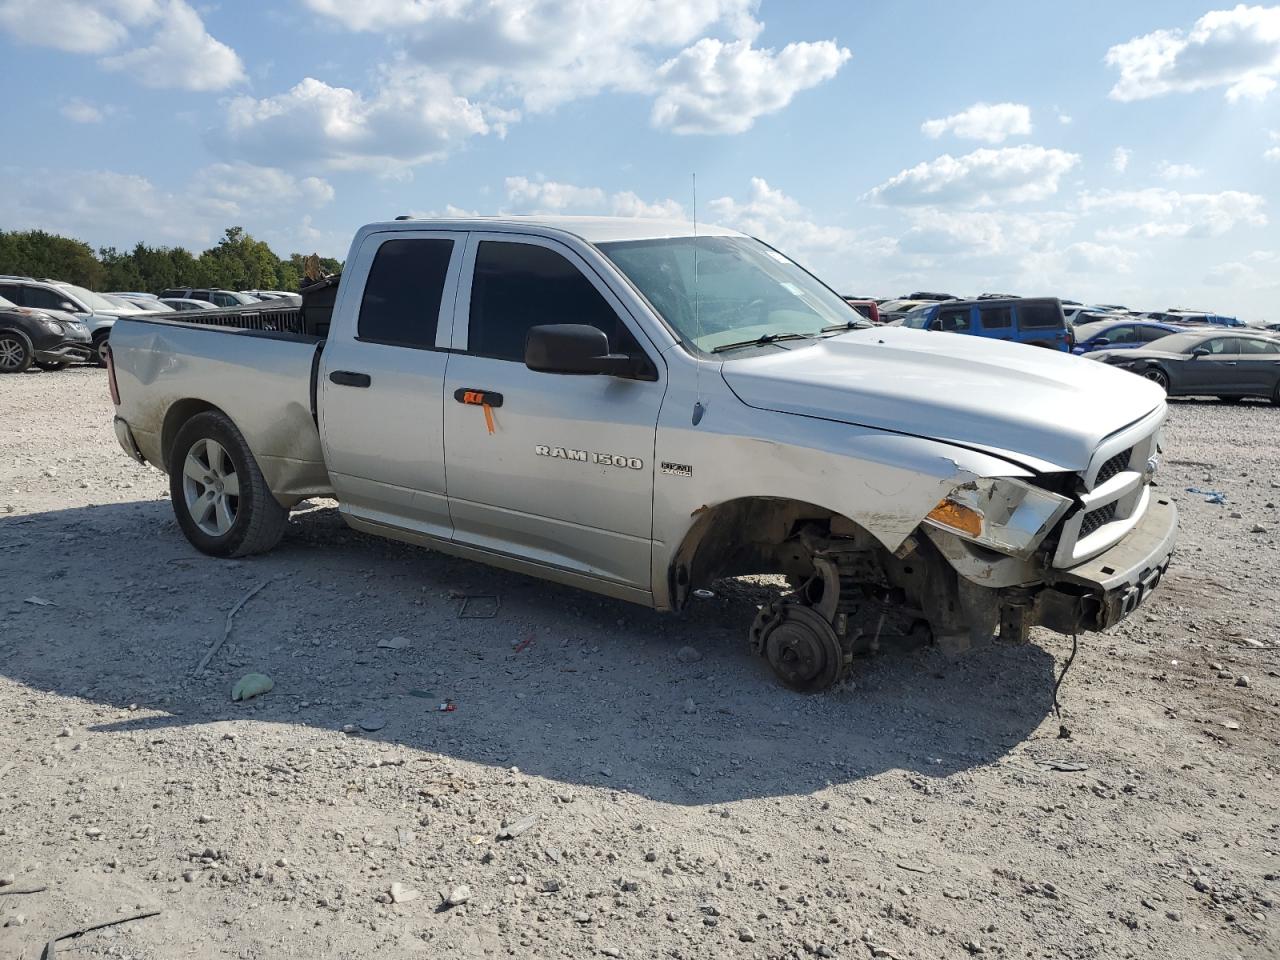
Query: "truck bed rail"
154 303 308 335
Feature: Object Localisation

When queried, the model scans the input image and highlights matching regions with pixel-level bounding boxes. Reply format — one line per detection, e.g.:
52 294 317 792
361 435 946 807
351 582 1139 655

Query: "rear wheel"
1141 367 1169 391
169 411 288 557
91 332 110 367
0 331 32 373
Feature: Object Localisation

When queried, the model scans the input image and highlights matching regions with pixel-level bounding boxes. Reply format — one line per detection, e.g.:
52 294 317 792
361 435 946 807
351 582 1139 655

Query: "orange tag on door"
482 403 495 435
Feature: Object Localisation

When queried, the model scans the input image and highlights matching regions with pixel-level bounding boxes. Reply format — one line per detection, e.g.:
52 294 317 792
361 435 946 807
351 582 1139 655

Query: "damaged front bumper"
1035 493 1177 634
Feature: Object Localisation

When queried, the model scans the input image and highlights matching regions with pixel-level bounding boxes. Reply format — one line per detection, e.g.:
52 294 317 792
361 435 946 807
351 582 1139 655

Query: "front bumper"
1034 493 1177 633
35 340 94 364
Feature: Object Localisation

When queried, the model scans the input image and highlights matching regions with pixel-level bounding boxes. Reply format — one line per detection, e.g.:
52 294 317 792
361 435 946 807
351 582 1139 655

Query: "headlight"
924 477 1072 559
37 315 62 333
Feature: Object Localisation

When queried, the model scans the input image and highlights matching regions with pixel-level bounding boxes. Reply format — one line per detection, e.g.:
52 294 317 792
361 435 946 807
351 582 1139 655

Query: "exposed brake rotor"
750 602 851 692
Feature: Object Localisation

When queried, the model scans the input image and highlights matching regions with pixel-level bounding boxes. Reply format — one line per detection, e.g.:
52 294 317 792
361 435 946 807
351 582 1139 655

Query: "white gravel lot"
1 365 1278 960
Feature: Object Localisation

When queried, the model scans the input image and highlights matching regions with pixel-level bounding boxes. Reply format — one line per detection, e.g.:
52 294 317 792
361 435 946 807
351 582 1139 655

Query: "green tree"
0 230 104 287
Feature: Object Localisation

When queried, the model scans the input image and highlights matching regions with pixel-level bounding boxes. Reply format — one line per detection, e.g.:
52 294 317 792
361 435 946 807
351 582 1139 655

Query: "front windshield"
55 282 119 312
598 235 865 352
901 306 933 329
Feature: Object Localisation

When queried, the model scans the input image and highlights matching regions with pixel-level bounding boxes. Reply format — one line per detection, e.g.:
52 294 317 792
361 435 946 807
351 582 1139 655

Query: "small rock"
1236 676 1250 688
601 949 622 959
378 636 411 650
441 884 469 906
574 911 591 923
358 713 387 732
1166 910 1182 921
85 828 102 839
0 874 14 887
497 813 539 840
4 914 26 928
738 927 756 943
183 870 196 882
817 947 835 959
683 697 697 715
620 878 640 892
644 851 657 863
539 878 561 893
676 645 702 664
57 726 72 738
1251 524 1267 534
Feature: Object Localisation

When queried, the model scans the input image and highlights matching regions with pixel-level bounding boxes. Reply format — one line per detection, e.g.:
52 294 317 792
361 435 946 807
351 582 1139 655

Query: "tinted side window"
469 241 632 361
0 283 25 305
934 308 971 332
1203 338 1231 355
1017 302 1064 329
1107 325 1138 344
1138 326 1170 342
25 287 68 310
357 238 454 348
978 306 1011 329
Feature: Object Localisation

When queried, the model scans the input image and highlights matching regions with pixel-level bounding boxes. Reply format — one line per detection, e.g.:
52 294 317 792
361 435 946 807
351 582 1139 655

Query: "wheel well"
668 497 878 610
161 399 222 468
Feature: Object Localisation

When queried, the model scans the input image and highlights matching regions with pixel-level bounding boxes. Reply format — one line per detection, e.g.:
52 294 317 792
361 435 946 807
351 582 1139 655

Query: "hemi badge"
661 462 692 478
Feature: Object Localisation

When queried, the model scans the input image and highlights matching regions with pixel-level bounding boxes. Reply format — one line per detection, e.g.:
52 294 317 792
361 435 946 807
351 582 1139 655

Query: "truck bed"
108 315 333 504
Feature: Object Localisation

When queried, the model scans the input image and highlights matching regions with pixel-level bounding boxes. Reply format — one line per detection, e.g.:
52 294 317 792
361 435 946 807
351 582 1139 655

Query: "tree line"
0 227 343 294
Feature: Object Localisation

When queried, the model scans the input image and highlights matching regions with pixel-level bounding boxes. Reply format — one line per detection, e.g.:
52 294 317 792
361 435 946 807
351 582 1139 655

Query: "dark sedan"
0 295 94 372
1089 330 1280 404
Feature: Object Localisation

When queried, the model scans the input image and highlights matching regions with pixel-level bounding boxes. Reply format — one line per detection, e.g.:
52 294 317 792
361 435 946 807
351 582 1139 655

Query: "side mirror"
60 301 78 312
1092 338 1110 347
525 324 640 377
1190 347 1210 359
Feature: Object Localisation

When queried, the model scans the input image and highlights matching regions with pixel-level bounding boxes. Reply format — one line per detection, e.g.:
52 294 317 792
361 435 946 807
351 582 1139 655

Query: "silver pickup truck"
107 217 1176 690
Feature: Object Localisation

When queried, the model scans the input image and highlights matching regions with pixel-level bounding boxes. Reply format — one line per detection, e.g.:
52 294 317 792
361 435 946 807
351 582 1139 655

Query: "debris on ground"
230 673 274 702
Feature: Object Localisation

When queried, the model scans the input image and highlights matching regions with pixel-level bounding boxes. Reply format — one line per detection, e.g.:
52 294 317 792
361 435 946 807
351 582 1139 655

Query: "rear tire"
168 411 288 557
0 331 33 373
35 360 68 372
1141 367 1169 392
91 331 110 367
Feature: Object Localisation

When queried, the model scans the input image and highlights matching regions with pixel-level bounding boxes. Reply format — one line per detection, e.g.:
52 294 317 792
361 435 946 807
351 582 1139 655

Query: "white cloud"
894 210 1074 259
222 70 493 173
1106 5 1280 103
502 176 685 219
706 177 862 264
0 0 243 91
0 0 137 53
1056 108 1073 125
1111 147 1132 173
865 145 1080 207
101 0 245 91
650 38 850 135
920 102 1032 143
60 99 106 123
1083 187 1268 238
1266 130 1280 160
1205 252 1280 287
0 164 339 254
1063 241 1138 274
1157 160 1203 181
289 0 846 149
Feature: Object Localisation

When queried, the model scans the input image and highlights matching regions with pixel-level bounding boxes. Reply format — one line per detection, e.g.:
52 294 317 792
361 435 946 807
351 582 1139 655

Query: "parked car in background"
160 287 260 308
1063 306 1122 325
107 292 160 301
1071 319 1186 355
0 293 93 372
876 298 933 324
116 297 175 313
1090 330 1280 403
906 291 957 302
159 297 218 312
900 297 1072 351
1164 309 1243 328
0 278 128 365
842 298 881 323
240 289 300 303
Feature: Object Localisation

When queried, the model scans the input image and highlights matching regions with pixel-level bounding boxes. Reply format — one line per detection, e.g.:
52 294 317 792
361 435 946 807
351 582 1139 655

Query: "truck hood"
719 327 1165 473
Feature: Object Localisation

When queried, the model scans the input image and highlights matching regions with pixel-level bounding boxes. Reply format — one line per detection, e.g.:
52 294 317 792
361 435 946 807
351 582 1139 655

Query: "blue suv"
900 297 1071 351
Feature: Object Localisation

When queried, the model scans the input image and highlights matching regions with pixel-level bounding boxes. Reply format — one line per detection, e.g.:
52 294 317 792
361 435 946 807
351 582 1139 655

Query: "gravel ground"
1 366 1278 960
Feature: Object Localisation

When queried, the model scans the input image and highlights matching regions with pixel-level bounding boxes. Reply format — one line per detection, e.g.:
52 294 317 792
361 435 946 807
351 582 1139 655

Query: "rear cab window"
357 238 455 348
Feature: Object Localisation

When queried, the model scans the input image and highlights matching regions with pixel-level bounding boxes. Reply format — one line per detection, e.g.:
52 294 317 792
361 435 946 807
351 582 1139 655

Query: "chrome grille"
1095 448 1132 486
1079 502 1117 538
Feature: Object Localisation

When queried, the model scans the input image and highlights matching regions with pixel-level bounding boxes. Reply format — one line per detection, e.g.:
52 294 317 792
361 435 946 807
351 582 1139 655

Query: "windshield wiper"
819 320 873 334
710 332 812 354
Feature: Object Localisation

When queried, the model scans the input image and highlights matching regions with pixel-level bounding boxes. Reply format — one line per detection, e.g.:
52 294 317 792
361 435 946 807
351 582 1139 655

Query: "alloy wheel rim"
0 337 23 370
182 438 240 536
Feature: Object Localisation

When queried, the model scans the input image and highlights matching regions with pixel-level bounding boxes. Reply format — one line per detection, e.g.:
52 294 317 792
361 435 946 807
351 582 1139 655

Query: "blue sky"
1 1 1277 318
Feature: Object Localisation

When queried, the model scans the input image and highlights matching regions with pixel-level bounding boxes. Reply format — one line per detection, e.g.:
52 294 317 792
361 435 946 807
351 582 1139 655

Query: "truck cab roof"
367 216 740 245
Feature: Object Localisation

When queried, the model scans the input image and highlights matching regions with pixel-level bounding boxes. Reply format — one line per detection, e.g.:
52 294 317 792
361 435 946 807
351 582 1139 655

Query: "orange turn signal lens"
926 499 983 537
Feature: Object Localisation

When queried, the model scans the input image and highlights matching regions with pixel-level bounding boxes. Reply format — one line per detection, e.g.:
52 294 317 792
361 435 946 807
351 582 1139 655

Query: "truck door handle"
329 370 371 388
454 388 504 407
